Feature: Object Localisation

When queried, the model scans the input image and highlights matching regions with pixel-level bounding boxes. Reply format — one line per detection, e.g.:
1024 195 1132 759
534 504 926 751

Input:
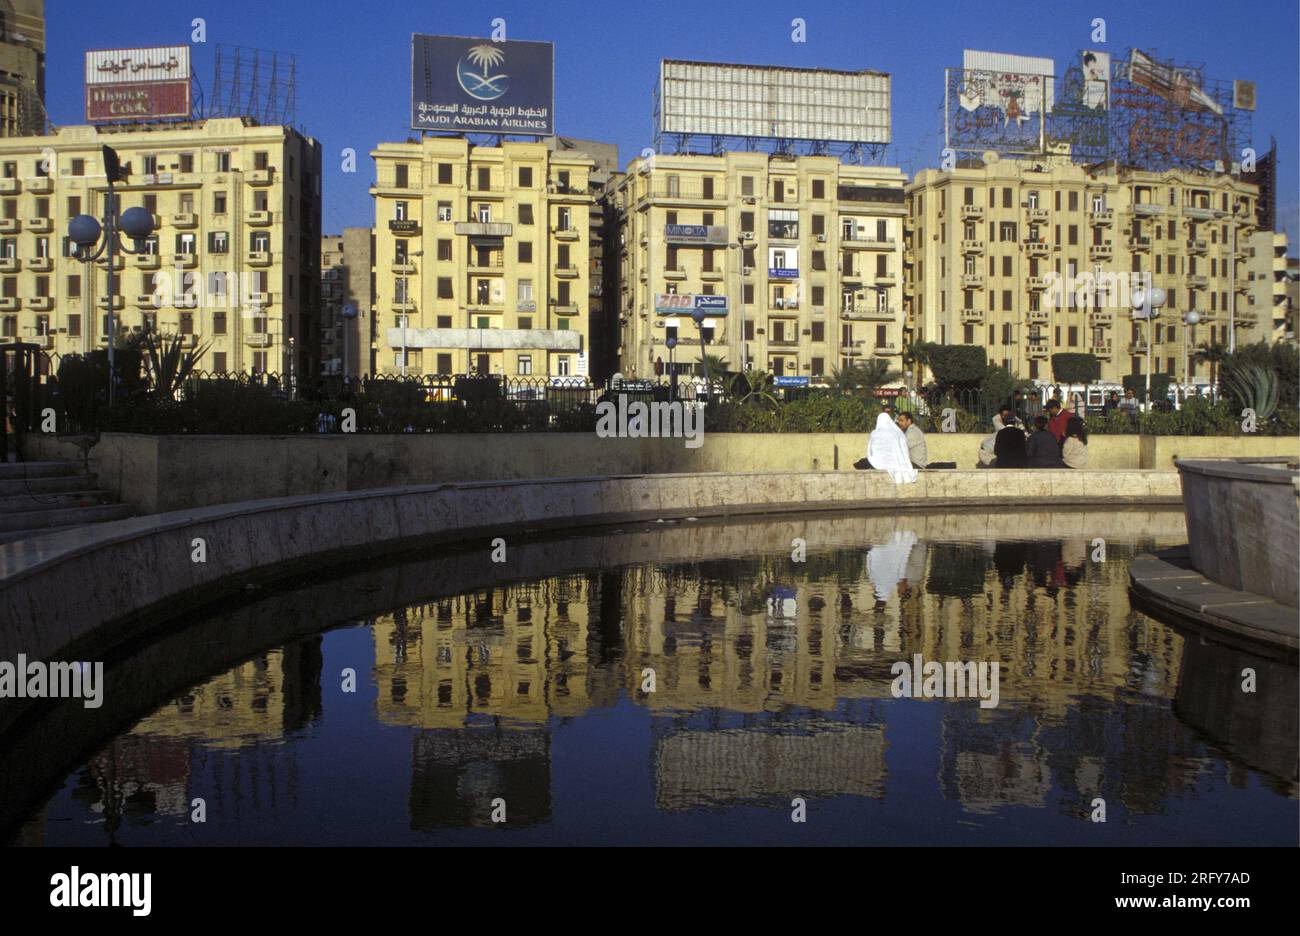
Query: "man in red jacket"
1045 399 1072 443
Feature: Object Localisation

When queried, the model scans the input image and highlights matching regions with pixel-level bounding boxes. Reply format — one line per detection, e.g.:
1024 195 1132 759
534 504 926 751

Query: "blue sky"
44 0 1299 240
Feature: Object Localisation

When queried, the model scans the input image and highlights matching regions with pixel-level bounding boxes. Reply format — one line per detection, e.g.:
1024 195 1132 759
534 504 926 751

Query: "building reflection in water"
39 514 1297 840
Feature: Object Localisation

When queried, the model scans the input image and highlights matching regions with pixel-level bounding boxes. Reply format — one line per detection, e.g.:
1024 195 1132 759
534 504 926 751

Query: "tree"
923 343 987 390
699 353 729 396
1051 352 1102 385
902 341 932 388
725 369 779 407
1193 341 1229 393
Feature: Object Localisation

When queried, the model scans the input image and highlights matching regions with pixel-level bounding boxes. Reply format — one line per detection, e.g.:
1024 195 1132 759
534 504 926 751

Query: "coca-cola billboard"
85 46 191 122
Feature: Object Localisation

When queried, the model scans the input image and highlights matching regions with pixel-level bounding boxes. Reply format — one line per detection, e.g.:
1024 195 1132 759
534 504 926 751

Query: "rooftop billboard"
657 60 890 145
84 45 191 123
411 35 554 135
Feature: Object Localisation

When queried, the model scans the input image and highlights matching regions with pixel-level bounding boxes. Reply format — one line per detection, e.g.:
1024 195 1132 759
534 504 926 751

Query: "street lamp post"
1130 284 1167 412
66 145 156 407
665 335 677 403
1181 309 1201 407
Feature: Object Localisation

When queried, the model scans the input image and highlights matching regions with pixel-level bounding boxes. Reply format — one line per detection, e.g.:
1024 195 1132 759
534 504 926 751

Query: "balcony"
1127 236 1151 252
1089 310 1115 326
961 205 984 220
136 253 161 269
0 257 19 273
1128 341 1150 355
247 210 273 226
843 235 895 249
1089 243 1113 261
392 299 416 312
0 218 21 233
1187 274 1208 288
1089 342 1114 358
1088 209 1114 225
1183 205 1217 221
903 249 916 265
175 252 197 268
961 239 985 254
552 226 580 241
27 176 52 194
873 270 897 284
248 250 272 266
455 221 513 238
29 256 52 272
135 292 159 306
1028 343 1049 358
0 178 19 194
841 306 896 321
1233 309 1260 325
552 303 580 315
245 333 272 348
1028 309 1050 324
248 168 274 185
875 342 901 356
1132 204 1165 216
1186 238 1207 254
97 296 125 310
1025 241 1049 258
960 308 985 324
1025 207 1049 223
700 268 723 281
170 212 197 229
35 332 54 349
1027 276 1049 291
0 297 18 311
28 296 53 312
961 273 984 288
26 217 52 233
392 261 417 274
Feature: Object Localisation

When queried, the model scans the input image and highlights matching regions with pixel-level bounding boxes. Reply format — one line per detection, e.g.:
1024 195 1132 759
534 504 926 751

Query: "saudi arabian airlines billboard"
85 46 191 122
411 35 554 135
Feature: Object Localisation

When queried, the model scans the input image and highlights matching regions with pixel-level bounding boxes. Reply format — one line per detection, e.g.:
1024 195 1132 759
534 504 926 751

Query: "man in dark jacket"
993 420 1028 468
1026 415 1065 467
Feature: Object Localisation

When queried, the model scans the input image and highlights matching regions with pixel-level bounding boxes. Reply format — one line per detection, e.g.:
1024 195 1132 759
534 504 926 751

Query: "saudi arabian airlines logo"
457 44 509 101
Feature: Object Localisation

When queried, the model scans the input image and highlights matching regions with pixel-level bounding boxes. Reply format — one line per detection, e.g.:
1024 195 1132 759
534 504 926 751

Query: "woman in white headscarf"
866 412 918 484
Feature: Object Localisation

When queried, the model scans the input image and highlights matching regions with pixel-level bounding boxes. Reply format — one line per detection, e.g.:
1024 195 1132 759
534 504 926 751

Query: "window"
394 201 408 221
67 314 81 337
437 277 453 299
519 241 533 263
437 239 452 261
436 353 453 374
209 231 229 253
741 176 754 197
438 163 453 184
213 309 227 334
519 166 533 187
394 164 409 188
517 354 532 375
176 233 196 254
811 321 824 342
557 206 572 231
71 158 85 176
476 204 491 223
437 202 452 222
812 179 825 199
476 167 490 190
702 177 715 200
142 155 158 175
216 152 231 172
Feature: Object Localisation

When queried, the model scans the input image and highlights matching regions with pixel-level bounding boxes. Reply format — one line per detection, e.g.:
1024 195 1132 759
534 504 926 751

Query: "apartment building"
320 227 375 378
609 151 908 383
369 137 602 379
0 117 322 377
906 153 1262 385
1246 230 1293 343
0 0 44 138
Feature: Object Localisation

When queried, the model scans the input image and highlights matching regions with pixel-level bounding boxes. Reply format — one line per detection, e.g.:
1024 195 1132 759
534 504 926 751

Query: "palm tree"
829 362 867 396
830 360 901 398
902 341 932 389
700 353 729 396
726 369 778 407
466 44 505 77
1194 341 1229 398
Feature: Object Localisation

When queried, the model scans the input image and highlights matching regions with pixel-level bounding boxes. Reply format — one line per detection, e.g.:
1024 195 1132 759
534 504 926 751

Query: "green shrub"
1052 353 1101 384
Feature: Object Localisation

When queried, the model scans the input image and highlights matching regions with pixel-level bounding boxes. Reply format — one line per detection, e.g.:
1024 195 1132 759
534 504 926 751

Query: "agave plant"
140 332 211 401
1223 363 1278 421
726 369 779 407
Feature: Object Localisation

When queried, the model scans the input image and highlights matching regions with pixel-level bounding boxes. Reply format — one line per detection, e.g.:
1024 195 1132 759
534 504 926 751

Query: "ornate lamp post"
1130 285 1166 412
1180 309 1201 407
66 144 156 406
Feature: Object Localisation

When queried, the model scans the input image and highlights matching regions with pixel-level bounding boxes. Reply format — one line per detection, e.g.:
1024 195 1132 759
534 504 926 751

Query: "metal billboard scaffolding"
207 45 298 126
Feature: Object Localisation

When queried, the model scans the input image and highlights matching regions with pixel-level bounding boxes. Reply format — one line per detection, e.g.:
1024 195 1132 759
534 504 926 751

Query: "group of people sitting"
979 399 1088 469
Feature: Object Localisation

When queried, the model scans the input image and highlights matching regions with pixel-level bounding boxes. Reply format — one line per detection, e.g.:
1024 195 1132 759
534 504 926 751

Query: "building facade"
0 0 44 138
319 226 374 378
609 151 908 382
1246 230 1293 344
905 154 1263 385
0 117 321 377
369 137 603 379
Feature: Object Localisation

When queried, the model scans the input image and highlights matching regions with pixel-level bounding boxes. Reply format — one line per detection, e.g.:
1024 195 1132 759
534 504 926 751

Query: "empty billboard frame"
656 60 890 147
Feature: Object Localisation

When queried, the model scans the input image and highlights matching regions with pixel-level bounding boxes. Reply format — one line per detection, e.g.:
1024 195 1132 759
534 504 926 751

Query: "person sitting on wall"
1026 415 1065 468
1062 416 1089 469
977 431 998 468
895 411 928 469
1045 399 1072 443
860 412 919 483
993 416 1029 468
993 405 1025 433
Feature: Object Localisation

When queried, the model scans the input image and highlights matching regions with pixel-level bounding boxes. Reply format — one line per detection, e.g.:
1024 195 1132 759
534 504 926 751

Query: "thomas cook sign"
412 35 554 135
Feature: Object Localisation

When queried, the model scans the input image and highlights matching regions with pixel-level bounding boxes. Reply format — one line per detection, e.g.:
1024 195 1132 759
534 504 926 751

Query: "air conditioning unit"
742 266 754 275
816 234 826 242
742 196 757 205
739 231 754 241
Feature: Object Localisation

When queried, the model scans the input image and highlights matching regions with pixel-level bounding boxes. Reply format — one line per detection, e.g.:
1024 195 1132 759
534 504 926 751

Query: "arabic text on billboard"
85 46 191 122
412 36 554 135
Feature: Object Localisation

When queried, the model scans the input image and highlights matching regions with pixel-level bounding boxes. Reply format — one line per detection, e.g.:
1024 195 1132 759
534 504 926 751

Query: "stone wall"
25 431 1296 514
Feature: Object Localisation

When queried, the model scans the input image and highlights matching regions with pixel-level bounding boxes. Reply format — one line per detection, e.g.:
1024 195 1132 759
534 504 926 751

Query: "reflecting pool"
9 508 1297 845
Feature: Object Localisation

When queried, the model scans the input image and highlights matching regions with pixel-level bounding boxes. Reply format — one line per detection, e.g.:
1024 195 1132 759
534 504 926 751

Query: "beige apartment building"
320 227 374 378
369 137 602 379
610 151 908 382
0 117 322 376
1246 230 1293 343
905 153 1264 385
0 0 44 138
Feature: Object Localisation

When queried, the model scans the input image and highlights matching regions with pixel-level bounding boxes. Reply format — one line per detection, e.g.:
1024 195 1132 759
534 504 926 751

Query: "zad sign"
412 35 554 135
654 293 729 315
